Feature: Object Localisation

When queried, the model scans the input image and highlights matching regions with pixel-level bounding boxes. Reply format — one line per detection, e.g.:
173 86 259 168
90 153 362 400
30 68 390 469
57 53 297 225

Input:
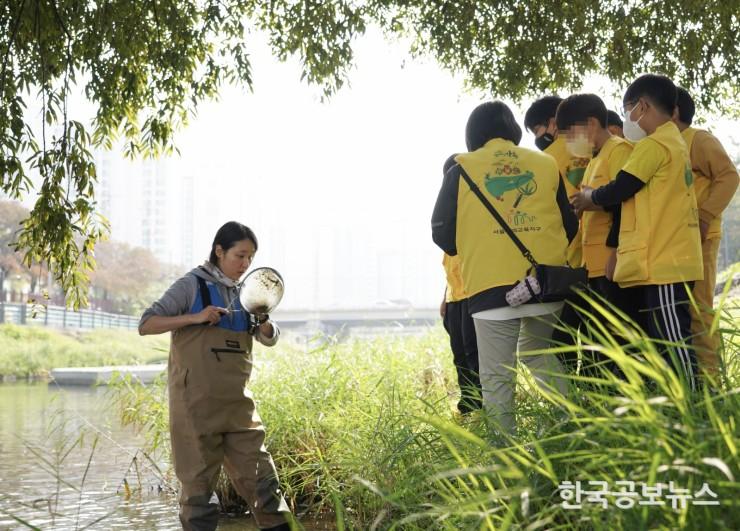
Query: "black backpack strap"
524 277 538 299
196 276 212 308
458 166 539 268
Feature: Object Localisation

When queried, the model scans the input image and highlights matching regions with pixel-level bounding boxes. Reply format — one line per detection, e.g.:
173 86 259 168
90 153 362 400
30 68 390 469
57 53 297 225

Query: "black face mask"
535 132 555 151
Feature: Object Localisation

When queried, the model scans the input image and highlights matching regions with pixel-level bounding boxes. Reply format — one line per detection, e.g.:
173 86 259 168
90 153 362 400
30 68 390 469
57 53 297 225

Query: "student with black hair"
440 154 483 414
524 96 589 269
606 110 624 138
524 96 564 152
571 74 703 391
432 101 577 433
139 221 292 531
674 87 739 380
551 94 645 369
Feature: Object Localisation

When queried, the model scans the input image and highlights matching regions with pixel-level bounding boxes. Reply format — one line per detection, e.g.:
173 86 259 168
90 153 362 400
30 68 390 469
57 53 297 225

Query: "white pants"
473 313 567 433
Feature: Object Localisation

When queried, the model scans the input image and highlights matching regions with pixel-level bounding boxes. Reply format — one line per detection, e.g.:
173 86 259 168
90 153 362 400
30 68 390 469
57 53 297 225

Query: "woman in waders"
139 221 291 531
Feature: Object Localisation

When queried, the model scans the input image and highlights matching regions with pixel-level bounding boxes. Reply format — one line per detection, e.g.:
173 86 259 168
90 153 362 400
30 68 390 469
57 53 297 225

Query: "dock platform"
50 364 167 385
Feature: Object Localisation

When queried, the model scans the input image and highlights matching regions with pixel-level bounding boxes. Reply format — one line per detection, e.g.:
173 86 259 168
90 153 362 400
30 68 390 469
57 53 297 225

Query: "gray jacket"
139 266 279 346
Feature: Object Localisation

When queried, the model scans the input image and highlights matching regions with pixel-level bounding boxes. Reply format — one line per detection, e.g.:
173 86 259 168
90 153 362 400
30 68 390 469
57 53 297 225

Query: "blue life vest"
189 273 252 333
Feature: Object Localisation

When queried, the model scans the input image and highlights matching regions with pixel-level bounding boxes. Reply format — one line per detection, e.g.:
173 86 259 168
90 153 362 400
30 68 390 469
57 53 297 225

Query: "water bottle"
505 275 541 307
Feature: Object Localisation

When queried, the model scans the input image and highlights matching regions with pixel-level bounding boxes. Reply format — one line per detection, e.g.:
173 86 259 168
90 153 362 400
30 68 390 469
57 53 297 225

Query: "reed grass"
108 278 739 529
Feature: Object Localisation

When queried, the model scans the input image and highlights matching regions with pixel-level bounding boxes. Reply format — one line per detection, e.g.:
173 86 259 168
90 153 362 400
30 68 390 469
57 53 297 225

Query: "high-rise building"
140 159 170 261
91 149 442 310
180 174 195 268
94 149 177 265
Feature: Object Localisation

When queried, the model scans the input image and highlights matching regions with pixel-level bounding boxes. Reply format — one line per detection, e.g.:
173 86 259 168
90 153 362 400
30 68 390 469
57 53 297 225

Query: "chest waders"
168 276 290 530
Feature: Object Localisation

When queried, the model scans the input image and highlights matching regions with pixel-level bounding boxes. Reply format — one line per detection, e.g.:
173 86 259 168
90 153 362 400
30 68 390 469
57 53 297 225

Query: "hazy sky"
158 29 492 308
17 28 740 309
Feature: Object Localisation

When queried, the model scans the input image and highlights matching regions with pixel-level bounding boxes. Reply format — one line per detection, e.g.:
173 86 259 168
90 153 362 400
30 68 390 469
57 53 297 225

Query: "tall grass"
109 291 740 529
108 331 460 520
0 324 169 378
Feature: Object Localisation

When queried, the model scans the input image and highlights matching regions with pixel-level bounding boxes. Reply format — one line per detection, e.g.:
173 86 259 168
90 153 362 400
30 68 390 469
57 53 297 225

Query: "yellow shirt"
614 121 703 287
455 139 568 297
544 136 590 266
581 136 633 277
682 127 740 240
442 253 467 302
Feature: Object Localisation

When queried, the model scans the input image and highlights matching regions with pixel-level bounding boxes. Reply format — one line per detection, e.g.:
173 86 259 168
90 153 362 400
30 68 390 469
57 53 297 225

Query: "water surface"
0 382 308 530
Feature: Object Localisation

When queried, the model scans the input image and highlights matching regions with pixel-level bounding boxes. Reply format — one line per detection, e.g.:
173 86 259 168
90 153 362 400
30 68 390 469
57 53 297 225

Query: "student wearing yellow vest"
440 155 483 414
432 101 578 433
524 96 590 269
550 94 646 372
674 87 739 379
525 96 588 371
571 74 703 391
606 110 625 138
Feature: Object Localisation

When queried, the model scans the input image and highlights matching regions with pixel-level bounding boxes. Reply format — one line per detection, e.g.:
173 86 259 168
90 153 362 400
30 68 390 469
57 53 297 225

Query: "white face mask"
566 133 593 158
623 102 647 142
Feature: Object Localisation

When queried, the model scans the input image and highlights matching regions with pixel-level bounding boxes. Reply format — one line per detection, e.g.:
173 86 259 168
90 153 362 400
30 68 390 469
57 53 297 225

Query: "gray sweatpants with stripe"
473 313 567 433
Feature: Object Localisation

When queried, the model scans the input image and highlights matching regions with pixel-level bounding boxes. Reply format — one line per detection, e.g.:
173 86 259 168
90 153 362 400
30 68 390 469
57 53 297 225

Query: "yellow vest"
443 253 467 302
682 127 722 239
544 136 590 267
614 122 703 287
581 136 633 278
455 139 568 297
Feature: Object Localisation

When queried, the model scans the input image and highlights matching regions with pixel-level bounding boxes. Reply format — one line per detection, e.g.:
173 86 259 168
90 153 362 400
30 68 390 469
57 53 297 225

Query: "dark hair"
209 221 258 264
555 93 608 130
606 110 623 128
623 74 677 116
676 86 695 125
443 153 459 175
524 95 563 132
465 101 522 151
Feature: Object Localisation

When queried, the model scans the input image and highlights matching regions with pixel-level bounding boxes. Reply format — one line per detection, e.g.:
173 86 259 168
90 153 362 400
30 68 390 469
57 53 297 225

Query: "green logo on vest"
484 171 537 202
566 166 586 188
684 164 693 187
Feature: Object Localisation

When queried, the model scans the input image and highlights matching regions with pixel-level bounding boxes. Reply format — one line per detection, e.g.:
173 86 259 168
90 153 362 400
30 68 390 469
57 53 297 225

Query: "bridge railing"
0 302 139 331
0 302 439 333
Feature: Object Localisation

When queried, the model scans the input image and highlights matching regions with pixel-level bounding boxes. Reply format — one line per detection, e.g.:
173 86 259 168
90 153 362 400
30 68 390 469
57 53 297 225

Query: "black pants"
552 276 645 375
443 299 482 412
553 278 698 391
644 282 698 391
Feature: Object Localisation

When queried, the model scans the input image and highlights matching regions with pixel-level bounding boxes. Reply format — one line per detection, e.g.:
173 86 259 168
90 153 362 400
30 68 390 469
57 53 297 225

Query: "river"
0 382 313 530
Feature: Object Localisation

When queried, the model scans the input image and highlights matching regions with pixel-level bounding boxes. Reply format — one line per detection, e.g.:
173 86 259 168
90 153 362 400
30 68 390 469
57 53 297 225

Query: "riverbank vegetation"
2 271 738 528
110 291 740 530
0 324 168 379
